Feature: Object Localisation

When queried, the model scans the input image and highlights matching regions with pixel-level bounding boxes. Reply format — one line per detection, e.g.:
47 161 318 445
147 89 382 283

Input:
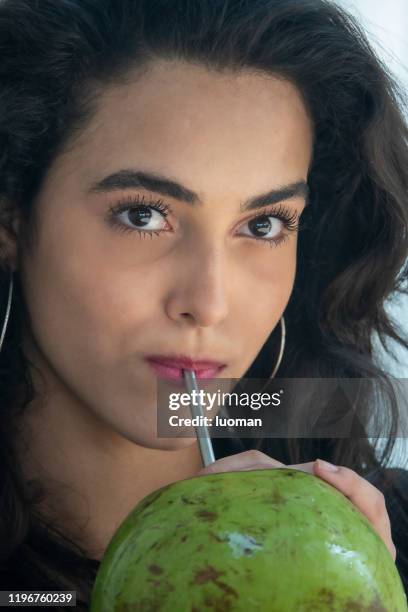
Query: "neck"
14 389 204 561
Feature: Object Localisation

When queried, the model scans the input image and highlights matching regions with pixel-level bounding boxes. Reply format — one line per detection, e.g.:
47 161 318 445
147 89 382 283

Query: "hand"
197 449 396 562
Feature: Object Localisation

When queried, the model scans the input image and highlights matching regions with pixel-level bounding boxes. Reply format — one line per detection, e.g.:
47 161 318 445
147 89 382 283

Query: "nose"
165 242 230 328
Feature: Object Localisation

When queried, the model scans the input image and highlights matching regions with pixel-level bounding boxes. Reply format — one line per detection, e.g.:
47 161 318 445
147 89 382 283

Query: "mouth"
145 355 226 382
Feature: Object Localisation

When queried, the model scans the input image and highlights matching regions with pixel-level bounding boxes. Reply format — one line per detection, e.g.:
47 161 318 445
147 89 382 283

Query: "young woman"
0 0 407 608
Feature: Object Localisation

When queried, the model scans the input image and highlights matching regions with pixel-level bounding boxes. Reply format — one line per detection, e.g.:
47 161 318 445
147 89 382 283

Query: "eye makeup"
104 193 303 247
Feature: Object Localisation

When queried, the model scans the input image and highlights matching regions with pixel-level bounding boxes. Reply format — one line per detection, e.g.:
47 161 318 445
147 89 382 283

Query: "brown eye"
128 205 153 227
113 205 169 233
106 196 171 236
245 215 282 239
235 205 301 248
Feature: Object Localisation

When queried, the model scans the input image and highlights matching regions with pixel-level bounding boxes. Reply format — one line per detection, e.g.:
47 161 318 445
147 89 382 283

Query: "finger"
197 449 285 476
314 459 396 561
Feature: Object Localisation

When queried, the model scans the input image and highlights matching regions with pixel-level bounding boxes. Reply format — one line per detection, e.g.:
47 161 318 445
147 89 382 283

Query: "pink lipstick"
145 354 226 382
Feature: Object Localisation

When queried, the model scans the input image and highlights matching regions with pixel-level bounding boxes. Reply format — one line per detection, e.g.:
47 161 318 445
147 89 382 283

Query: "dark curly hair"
0 0 407 608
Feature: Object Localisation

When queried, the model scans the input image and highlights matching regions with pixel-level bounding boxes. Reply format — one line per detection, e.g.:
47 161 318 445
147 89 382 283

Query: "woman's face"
17 60 313 449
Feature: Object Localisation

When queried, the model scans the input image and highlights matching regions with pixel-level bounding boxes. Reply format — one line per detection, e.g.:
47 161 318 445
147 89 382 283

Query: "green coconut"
90 468 407 611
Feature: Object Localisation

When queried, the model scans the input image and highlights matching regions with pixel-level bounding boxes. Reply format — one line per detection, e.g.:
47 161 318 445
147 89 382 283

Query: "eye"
236 205 301 248
106 194 171 238
239 215 283 241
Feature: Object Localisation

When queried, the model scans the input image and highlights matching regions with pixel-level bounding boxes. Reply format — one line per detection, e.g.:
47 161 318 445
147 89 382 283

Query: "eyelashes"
105 194 171 240
105 193 304 248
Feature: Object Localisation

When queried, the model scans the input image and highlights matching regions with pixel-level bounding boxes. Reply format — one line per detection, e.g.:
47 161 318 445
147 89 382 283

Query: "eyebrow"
88 169 309 212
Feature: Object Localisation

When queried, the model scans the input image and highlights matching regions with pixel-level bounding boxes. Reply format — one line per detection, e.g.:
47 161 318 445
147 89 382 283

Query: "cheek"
18 211 161 370
238 243 297 320
229 243 296 374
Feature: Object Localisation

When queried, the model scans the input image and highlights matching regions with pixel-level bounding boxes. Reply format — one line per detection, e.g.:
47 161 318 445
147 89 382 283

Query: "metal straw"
182 369 215 467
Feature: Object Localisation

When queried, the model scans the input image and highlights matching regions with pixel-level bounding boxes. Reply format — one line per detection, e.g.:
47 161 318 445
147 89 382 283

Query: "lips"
145 354 226 381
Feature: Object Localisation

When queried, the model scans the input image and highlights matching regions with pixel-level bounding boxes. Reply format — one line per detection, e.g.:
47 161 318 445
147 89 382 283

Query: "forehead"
49 60 314 201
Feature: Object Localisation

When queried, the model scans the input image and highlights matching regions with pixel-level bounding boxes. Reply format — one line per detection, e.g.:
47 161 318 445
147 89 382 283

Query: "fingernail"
317 459 339 473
